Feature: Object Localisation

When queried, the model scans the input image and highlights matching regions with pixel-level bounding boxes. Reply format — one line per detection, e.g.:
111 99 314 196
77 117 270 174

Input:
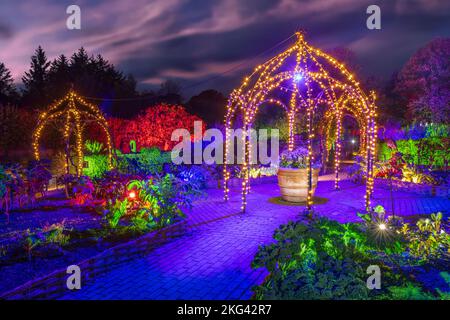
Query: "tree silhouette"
22 46 51 109
395 38 450 123
187 89 227 126
47 54 71 100
21 46 138 115
0 62 18 105
156 80 183 105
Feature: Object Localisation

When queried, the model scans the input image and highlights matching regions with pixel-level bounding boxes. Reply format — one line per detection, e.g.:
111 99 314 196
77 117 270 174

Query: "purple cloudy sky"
0 0 449 95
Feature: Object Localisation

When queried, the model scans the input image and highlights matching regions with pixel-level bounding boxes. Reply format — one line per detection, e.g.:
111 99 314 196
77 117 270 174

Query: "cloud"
0 22 13 39
0 0 449 95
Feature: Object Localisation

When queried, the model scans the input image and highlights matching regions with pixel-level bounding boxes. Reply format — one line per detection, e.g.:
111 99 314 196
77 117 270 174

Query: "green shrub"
139 147 171 174
83 154 109 178
114 147 171 175
400 213 450 262
396 139 419 164
251 219 381 299
379 137 449 167
85 140 104 154
127 174 190 229
103 198 128 229
386 284 434 300
377 142 394 162
251 213 447 300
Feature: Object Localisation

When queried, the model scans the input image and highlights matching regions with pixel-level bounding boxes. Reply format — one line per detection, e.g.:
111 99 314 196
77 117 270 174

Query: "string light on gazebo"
32 89 113 176
223 32 377 213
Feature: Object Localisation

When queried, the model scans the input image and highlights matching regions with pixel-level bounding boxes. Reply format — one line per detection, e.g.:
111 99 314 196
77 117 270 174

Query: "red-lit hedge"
108 104 205 153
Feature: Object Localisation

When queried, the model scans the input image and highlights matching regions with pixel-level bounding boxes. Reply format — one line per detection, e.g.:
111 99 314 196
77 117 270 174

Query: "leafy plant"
401 164 437 185
436 272 450 300
251 214 448 300
85 140 104 155
139 147 171 174
128 175 189 229
57 173 79 198
357 205 406 254
103 198 129 229
22 230 42 261
26 160 52 198
175 165 207 192
345 155 367 184
93 170 140 203
83 154 109 178
386 284 434 300
19 222 72 260
380 134 449 168
375 152 404 179
41 221 71 246
251 218 384 300
400 212 449 262
71 176 95 205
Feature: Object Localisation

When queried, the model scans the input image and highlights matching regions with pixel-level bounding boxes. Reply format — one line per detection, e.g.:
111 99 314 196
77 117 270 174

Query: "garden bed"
1 219 187 299
251 207 450 300
0 187 189 296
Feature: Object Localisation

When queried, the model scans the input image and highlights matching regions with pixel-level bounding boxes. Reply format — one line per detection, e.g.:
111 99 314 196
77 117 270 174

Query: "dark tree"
327 47 361 76
0 104 35 159
47 54 71 99
375 72 407 125
0 62 18 105
21 46 51 109
68 49 138 117
156 80 183 105
186 89 227 126
395 38 450 124
24 47 139 117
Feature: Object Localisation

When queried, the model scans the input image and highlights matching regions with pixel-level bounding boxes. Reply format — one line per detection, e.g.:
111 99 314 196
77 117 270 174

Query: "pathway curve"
62 176 449 299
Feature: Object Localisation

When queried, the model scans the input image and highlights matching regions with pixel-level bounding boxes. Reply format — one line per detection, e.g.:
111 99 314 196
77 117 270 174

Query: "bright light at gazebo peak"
293 72 304 82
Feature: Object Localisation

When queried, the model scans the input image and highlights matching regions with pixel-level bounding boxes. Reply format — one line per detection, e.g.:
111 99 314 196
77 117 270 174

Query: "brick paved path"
62 176 449 300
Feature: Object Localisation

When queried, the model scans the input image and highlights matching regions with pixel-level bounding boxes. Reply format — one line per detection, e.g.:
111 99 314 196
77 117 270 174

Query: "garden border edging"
0 220 187 300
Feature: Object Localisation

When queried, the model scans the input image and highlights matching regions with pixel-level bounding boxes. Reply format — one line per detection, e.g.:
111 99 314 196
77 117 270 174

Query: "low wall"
0 220 187 300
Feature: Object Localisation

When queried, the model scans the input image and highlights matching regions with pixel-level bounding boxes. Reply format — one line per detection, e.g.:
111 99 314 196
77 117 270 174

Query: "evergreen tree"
21 46 51 109
47 54 71 99
0 62 18 105
20 46 138 116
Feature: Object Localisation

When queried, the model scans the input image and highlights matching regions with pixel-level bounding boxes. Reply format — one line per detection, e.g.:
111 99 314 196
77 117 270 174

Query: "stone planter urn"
277 167 320 202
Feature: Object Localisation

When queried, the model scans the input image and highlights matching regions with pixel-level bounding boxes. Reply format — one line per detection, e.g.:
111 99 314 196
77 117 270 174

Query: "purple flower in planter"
279 147 321 169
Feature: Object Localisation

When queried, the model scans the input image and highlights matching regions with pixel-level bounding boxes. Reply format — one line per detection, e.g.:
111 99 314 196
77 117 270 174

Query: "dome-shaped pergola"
32 90 113 176
223 32 377 213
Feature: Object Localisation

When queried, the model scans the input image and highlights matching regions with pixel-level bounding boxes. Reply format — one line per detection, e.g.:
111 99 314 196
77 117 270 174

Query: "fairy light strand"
223 32 377 213
33 89 113 176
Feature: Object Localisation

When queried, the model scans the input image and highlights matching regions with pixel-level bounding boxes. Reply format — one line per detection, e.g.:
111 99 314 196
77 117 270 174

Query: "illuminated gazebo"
223 32 377 213
32 90 113 176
